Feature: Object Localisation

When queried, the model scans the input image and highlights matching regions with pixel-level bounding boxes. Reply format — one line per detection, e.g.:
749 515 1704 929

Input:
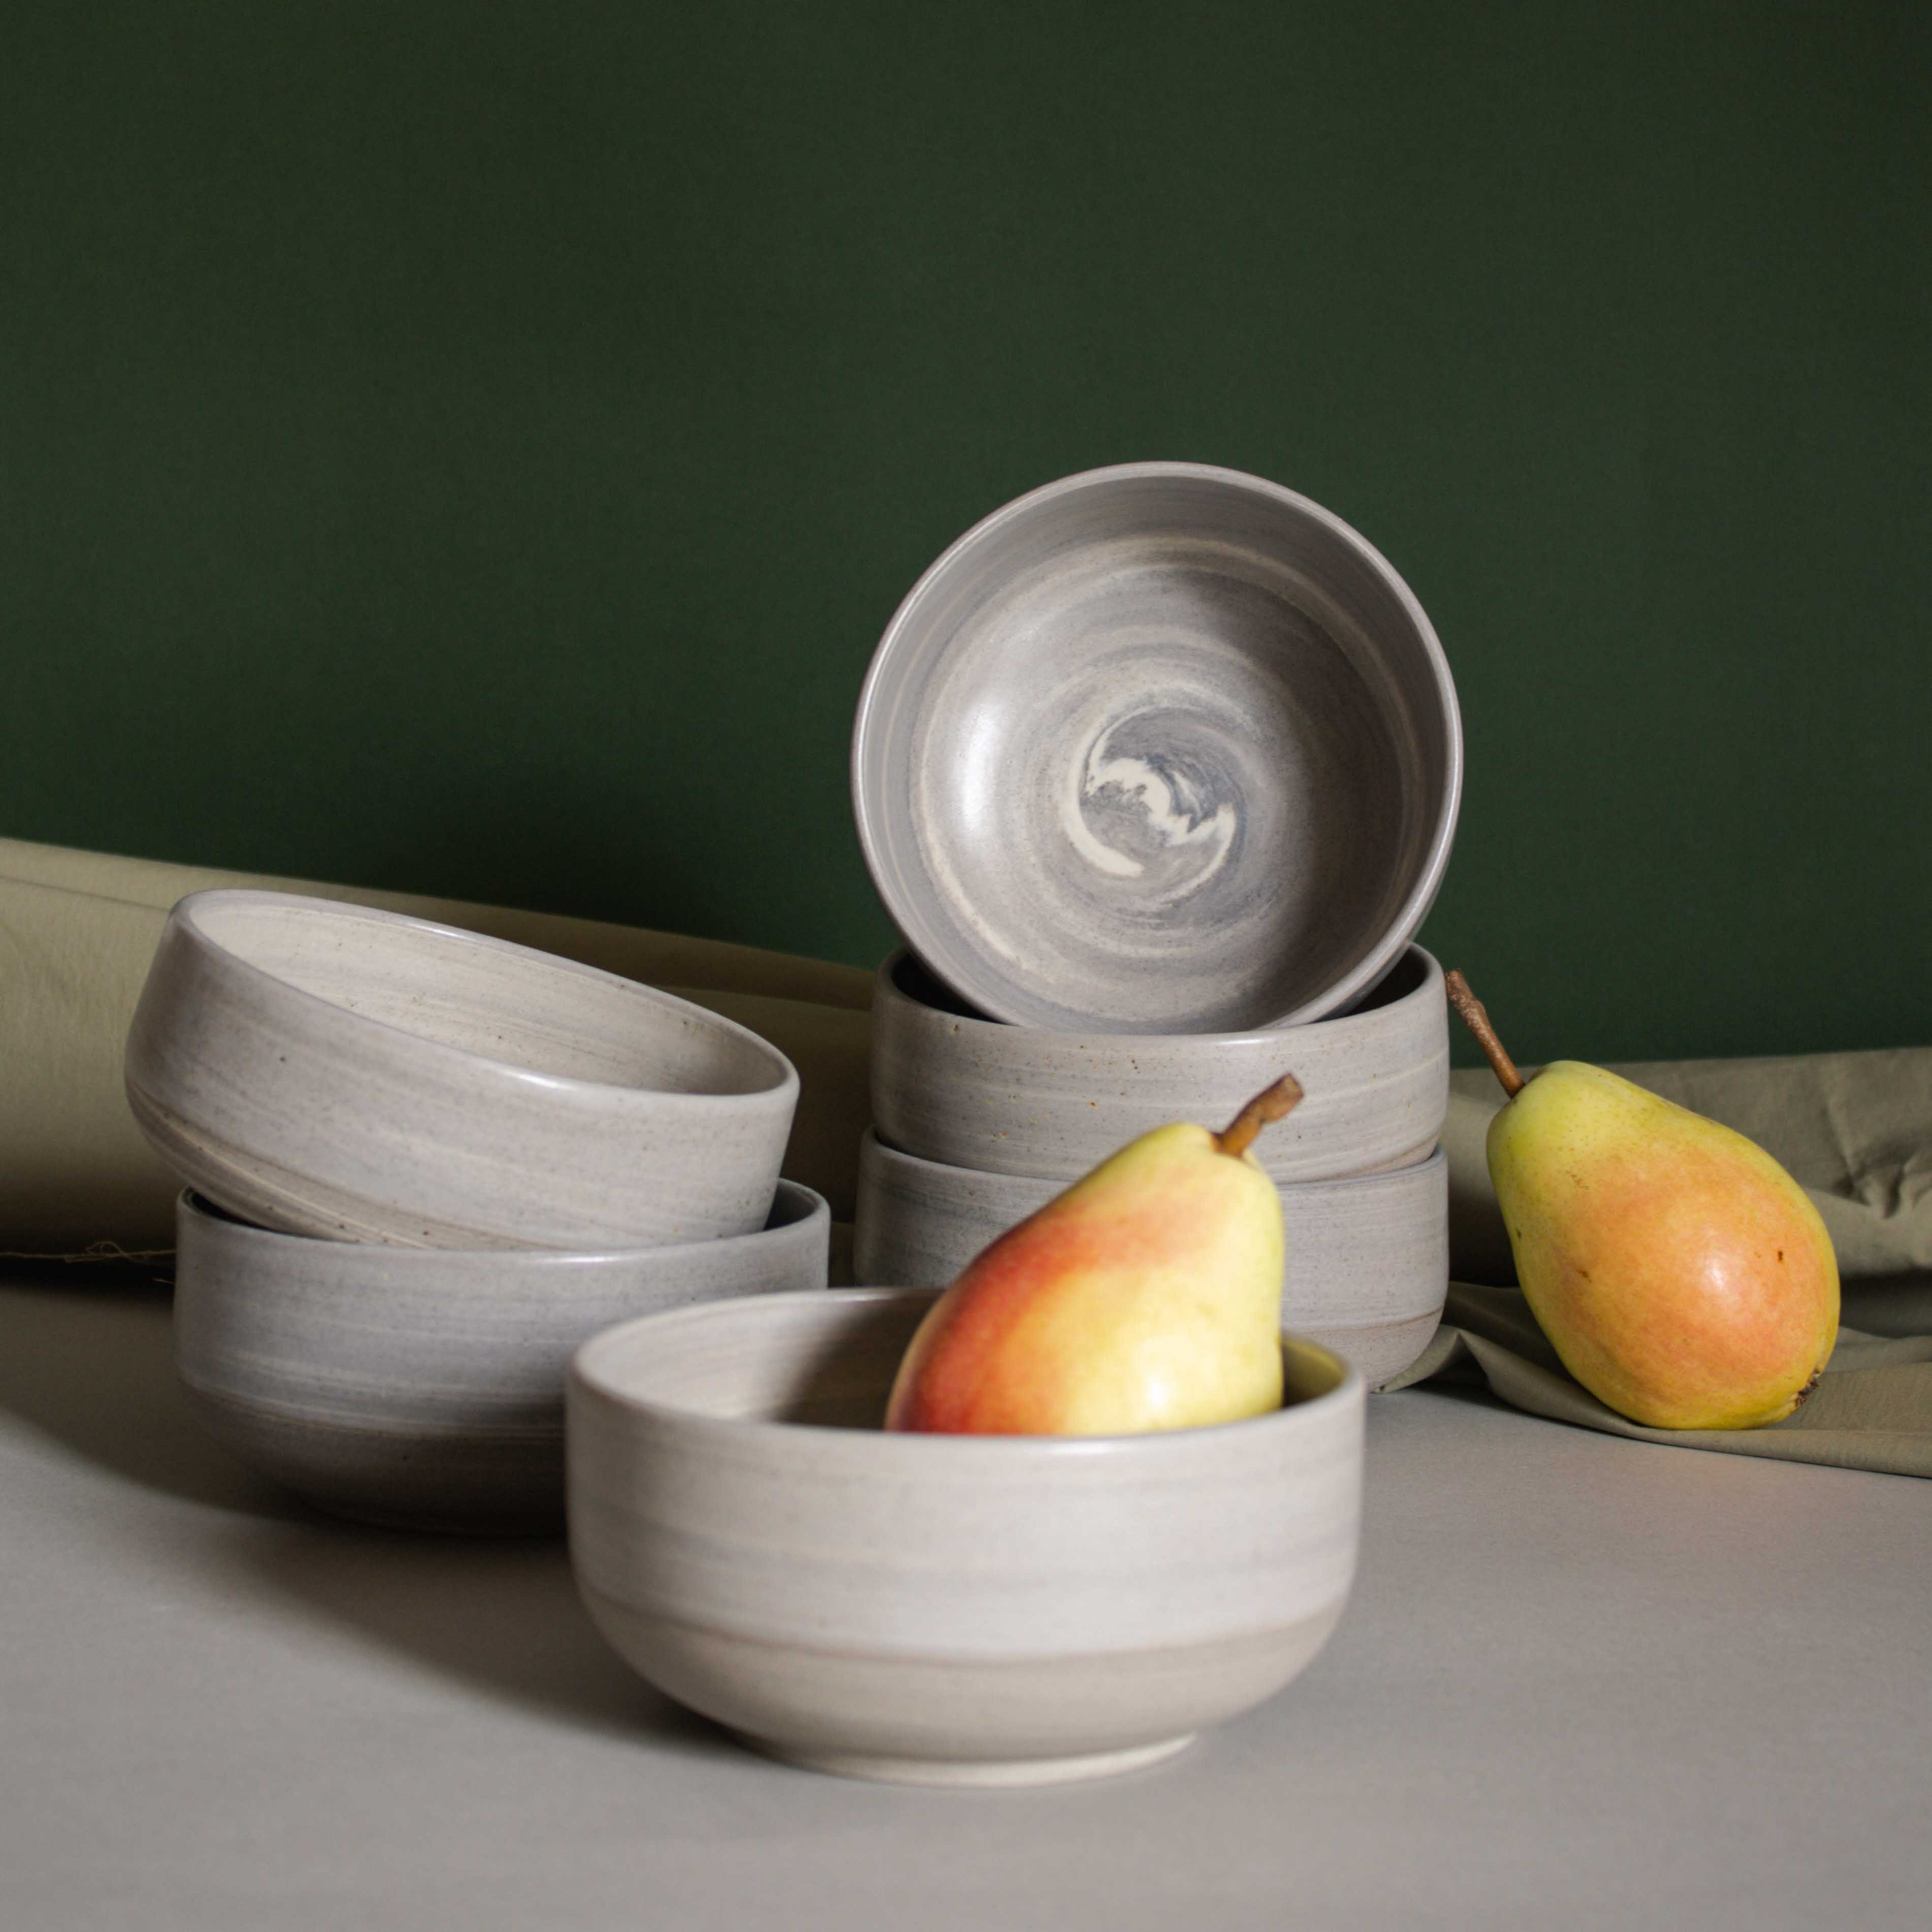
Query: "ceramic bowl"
851 462 1461 1033
126 890 800 1249
870 944 1448 1184
173 1181 831 1533
854 1133 1446 1388
568 1288 1363 1786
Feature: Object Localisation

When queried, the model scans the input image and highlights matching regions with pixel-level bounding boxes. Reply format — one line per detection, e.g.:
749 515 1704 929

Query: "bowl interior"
575 1290 1350 1436
190 895 786 1096
856 466 1458 1033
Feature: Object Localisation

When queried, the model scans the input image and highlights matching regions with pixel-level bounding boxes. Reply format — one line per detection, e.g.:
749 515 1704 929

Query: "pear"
884 1076 1303 1436
1445 972 1839 1430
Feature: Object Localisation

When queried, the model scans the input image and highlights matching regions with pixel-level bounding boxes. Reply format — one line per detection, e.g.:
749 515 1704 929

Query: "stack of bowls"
125 889 827 1531
849 462 1461 1386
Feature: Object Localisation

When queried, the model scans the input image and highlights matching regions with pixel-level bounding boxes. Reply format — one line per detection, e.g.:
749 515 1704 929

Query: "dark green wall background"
4 3 1927 1064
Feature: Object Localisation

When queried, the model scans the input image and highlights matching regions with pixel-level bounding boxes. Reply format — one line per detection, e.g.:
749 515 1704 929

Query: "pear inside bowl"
567 1289 1364 1786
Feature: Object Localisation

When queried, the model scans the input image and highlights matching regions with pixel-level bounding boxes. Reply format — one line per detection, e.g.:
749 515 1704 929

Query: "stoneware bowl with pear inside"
568 1288 1364 1787
870 945 1448 1185
173 1181 831 1534
854 1133 1448 1389
125 890 800 1250
851 461 1461 1034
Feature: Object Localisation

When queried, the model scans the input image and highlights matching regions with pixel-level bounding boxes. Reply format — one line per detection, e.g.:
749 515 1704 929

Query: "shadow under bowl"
568 1288 1364 1785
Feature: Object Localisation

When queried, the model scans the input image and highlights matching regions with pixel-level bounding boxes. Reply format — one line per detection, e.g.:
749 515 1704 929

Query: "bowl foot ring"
740 1730 1196 1787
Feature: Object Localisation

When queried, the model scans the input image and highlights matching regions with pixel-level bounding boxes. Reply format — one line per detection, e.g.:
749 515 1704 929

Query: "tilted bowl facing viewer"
125 890 799 1250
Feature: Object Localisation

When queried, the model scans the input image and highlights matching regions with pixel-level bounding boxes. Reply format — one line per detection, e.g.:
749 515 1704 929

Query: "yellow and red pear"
1446 972 1839 1430
884 1078 1302 1437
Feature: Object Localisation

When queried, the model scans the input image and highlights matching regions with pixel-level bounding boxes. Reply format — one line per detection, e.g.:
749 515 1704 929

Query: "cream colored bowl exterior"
568 1289 1364 1786
126 890 799 1250
870 945 1448 1183
173 1183 831 1533
854 1132 1447 1388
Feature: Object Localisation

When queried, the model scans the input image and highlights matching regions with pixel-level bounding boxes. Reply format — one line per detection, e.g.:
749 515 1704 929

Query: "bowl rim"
177 1178 829 1270
874 942 1445 1050
161 889 799 1112
860 1125 1446 1198
850 460 1463 1033
569 1285 1366 1456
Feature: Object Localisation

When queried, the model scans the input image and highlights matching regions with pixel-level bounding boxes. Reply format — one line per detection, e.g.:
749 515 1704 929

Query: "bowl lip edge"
174 1179 831 1268
849 459 1464 1034
567 1285 1367 1452
872 942 1447 1049
153 889 801 1113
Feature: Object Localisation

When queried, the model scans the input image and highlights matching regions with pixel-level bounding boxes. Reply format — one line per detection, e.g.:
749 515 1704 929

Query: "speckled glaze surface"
851 463 1461 1033
854 1134 1447 1388
173 1182 831 1533
568 1289 1363 1785
870 945 1448 1184
126 891 799 1250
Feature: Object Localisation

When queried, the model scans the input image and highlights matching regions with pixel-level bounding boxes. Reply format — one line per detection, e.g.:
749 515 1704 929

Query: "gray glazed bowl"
569 1289 1363 1786
174 1181 831 1533
127 890 799 1250
851 462 1461 1033
853 1133 1447 1388
870 945 1448 1184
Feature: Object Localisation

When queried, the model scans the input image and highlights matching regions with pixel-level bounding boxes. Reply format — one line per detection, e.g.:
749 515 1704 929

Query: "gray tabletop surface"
4 1269 1927 1932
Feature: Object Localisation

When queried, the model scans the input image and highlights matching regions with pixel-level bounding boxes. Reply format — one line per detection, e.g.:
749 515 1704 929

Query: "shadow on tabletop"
225 1513 743 1761
0 1262 299 1521
0 1262 738 1760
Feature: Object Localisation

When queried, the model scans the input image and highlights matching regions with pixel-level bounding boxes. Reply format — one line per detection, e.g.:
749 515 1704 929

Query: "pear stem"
1444 970 1526 1098
1214 1074 1304 1158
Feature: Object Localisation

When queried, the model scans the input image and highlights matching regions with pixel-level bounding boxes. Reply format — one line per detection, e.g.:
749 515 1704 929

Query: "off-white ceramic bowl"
126 890 799 1250
851 462 1461 1033
870 945 1448 1184
854 1133 1447 1388
174 1182 831 1533
568 1289 1363 1786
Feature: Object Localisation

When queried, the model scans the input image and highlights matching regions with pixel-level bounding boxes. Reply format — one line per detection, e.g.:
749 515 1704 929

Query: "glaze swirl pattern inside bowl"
852 463 1460 1033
